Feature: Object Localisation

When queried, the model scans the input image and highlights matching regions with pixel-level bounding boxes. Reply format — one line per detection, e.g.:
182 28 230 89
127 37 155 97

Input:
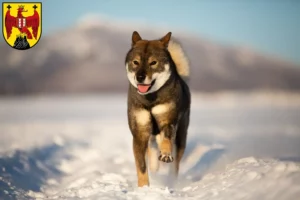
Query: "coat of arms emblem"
2 2 42 50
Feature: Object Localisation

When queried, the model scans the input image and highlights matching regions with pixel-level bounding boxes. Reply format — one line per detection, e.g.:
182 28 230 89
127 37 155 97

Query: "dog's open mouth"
137 80 155 94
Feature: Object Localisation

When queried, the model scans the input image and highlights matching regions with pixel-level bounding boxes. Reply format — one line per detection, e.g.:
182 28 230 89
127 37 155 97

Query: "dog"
125 31 191 187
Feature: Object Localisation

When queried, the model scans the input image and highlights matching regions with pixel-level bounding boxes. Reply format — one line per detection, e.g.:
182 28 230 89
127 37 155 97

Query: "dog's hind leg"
168 131 186 177
174 140 186 176
171 114 189 177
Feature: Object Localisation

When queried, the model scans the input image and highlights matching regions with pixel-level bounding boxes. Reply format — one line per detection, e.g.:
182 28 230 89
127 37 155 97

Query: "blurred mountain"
0 16 300 95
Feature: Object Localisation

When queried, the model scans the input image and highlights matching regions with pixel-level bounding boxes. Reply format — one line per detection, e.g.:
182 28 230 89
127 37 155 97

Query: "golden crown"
18 5 24 9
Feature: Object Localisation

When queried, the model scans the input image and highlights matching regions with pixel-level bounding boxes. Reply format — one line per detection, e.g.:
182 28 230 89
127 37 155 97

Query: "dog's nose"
136 74 146 83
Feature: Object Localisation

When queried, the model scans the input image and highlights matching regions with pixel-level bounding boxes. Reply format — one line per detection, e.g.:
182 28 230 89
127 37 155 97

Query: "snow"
0 93 300 200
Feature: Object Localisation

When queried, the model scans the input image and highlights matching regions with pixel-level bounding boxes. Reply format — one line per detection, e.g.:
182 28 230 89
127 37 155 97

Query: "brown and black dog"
125 31 191 187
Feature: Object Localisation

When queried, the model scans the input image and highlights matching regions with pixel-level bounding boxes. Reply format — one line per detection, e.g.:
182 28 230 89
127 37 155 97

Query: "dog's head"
125 31 173 95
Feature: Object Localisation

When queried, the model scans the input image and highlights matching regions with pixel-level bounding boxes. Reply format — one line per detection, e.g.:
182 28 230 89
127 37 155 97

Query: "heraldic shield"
2 2 42 50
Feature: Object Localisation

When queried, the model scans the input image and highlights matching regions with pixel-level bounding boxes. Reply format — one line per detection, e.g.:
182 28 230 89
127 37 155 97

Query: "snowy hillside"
0 93 300 199
1 15 300 94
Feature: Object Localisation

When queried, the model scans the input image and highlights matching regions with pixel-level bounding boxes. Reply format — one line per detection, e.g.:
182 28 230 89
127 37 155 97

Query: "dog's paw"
158 153 174 163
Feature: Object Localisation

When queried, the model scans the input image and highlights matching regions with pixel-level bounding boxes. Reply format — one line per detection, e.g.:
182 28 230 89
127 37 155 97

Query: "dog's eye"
133 60 139 65
150 61 157 66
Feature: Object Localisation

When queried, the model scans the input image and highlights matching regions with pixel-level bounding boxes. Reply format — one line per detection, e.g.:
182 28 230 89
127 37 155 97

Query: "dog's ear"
132 31 142 46
160 32 172 47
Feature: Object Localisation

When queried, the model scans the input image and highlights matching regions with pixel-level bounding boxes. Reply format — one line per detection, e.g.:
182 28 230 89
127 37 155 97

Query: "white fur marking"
126 63 137 88
134 109 150 126
150 64 171 91
142 76 152 85
152 102 173 116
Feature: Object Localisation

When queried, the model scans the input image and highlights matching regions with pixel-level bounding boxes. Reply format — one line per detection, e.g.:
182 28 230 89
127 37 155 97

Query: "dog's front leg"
129 108 152 187
158 124 176 163
151 103 177 163
133 135 150 187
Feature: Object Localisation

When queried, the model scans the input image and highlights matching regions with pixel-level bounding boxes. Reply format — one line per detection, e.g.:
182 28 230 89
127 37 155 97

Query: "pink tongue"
137 85 151 93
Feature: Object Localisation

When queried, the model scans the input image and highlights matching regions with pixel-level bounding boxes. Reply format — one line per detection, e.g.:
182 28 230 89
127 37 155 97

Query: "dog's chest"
150 102 175 121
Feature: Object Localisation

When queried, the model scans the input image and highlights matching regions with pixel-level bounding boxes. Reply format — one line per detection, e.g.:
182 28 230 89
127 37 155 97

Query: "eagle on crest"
4 4 40 40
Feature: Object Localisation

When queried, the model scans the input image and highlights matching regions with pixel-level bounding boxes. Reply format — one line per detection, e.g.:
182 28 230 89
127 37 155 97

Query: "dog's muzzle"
137 80 156 94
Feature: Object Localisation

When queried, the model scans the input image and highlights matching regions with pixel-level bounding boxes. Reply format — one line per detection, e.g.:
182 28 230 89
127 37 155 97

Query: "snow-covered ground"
0 92 300 200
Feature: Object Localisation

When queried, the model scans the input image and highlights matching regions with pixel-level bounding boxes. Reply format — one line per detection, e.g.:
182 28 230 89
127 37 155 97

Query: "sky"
2 0 300 64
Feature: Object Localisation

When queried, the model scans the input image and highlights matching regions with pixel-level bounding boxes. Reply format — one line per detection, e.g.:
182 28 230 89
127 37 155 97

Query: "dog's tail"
168 40 190 82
